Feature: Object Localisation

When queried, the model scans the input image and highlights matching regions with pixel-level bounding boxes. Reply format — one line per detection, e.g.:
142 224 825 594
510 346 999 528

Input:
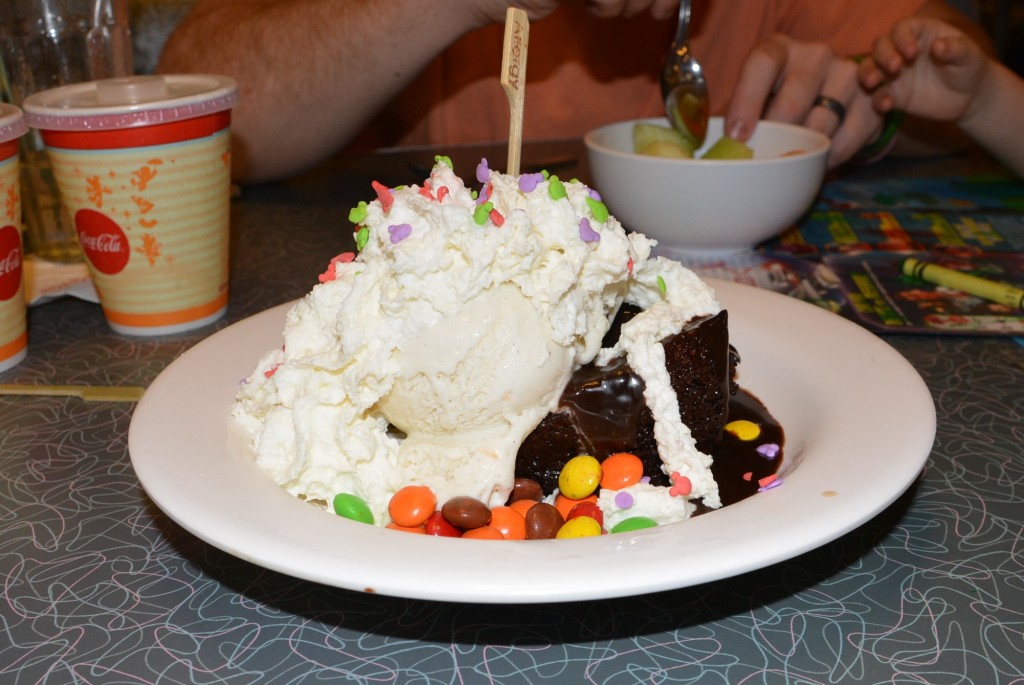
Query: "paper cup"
0 104 28 372
23 74 239 335
1 0 134 263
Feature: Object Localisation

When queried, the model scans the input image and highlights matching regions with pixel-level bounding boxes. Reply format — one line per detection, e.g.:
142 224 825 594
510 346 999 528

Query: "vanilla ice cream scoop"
378 283 573 506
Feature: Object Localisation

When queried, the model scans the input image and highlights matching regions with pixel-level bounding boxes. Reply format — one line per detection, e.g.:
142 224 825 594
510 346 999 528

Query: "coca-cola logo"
75 208 130 275
0 224 22 302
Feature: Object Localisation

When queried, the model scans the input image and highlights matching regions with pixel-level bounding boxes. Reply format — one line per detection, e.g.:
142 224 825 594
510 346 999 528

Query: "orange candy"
555 493 598 521
385 522 426 534
387 485 437 527
600 452 644 490
462 526 504 540
489 506 527 540
508 498 537 517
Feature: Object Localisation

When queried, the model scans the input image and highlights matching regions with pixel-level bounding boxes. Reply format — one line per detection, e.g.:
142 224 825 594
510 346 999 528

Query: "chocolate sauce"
515 303 783 511
555 353 647 459
516 306 737 492
701 389 783 512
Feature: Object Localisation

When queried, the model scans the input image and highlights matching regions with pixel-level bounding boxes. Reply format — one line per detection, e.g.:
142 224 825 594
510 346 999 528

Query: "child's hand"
858 17 989 124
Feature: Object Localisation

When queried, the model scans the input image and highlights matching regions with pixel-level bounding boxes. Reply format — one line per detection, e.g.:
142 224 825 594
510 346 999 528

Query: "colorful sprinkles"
371 180 394 214
579 218 601 243
518 172 544 192
547 175 567 200
355 227 369 251
388 223 412 244
348 201 368 224
318 252 355 283
585 196 609 223
474 202 494 225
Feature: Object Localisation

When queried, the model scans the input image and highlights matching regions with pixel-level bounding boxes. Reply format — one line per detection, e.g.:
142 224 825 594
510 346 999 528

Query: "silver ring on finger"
813 95 847 125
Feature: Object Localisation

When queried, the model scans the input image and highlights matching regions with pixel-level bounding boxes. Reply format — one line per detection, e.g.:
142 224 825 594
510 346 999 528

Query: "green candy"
434 154 453 169
355 227 370 251
348 201 368 224
333 492 374 525
611 516 658 534
585 197 609 223
657 275 667 295
548 176 567 200
474 201 493 225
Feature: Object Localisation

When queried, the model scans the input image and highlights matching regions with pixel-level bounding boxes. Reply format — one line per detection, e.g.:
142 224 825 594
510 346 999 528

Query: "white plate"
129 280 936 603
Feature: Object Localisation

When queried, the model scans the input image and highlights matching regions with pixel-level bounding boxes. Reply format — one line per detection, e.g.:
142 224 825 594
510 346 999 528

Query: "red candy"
424 511 461 538
566 500 604 528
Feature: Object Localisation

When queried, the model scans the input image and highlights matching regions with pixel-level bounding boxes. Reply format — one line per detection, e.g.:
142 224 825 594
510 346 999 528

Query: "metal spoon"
660 0 709 150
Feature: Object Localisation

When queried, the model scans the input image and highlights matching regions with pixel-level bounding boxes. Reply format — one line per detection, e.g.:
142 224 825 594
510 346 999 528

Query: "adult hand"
724 34 882 168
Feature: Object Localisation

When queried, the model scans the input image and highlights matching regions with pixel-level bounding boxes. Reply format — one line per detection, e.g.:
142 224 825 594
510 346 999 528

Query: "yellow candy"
725 419 761 441
558 455 602 500
556 516 603 539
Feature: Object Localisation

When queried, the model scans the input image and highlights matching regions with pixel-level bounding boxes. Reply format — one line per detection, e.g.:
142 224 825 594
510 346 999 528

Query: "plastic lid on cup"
0 103 28 143
22 74 239 131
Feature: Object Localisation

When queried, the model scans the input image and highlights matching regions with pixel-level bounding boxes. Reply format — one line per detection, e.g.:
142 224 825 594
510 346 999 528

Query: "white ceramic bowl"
584 117 830 255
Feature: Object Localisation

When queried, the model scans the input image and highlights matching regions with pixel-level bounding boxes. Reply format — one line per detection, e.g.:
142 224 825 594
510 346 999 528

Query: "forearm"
959 61 1024 177
158 0 484 183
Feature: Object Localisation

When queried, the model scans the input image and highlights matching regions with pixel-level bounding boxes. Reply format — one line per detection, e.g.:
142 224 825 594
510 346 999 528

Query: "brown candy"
441 496 492 530
508 477 543 503
525 502 565 540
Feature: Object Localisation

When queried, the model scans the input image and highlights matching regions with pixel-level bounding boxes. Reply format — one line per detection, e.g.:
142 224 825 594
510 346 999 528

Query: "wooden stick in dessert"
501 7 529 175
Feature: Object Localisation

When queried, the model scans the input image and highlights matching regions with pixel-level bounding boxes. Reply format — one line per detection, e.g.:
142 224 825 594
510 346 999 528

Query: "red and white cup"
23 74 239 336
0 104 28 372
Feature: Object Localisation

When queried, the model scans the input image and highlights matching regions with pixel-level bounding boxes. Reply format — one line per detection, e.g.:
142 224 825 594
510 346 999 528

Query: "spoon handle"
672 0 692 48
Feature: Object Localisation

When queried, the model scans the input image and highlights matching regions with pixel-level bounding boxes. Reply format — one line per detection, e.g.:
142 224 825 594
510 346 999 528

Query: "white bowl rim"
584 116 831 166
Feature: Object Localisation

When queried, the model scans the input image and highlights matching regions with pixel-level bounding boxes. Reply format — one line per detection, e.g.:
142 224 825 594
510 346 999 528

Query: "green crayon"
901 257 1024 309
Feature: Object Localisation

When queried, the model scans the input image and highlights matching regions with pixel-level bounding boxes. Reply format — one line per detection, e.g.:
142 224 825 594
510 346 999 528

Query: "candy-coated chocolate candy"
462 526 504 540
508 498 536 517
388 485 436 527
558 455 602 499
725 419 761 441
567 500 604 527
386 522 426 534
490 506 527 540
424 511 462 538
441 496 491 530
332 492 374 525
600 452 644 490
610 516 658 534
554 492 597 520
525 502 564 540
556 515 602 539
509 477 544 503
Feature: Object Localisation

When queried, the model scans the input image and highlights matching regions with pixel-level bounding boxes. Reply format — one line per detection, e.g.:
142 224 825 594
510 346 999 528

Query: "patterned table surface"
2 142 1022 684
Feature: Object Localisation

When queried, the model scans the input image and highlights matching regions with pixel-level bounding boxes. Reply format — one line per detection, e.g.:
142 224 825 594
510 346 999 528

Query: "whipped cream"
233 157 721 526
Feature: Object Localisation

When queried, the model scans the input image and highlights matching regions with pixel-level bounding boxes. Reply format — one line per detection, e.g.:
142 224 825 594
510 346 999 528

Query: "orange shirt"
352 0 926 150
